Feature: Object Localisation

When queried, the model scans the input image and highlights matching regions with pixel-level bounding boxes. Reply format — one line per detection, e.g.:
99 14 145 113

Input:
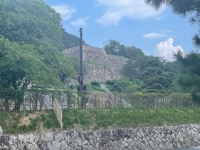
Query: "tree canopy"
0 0 77 90
145 0 200 47
0 36 57 90
103 39 178 93
62 29 86 49
174 51 200 91
104 40 145 58
0 0 63 49
0 0 79 111
145 0 200 101
123 55 177 93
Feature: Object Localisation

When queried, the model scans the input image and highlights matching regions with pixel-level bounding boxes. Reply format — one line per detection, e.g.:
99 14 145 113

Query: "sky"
44 0 198 62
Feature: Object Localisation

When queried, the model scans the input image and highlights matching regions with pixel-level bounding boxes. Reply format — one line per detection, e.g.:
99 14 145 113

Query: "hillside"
63 45 128 82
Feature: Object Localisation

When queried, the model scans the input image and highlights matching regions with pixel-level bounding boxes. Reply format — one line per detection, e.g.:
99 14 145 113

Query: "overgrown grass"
62 108 200 129
0 110 59 134
88 82 103 91
2 107 200 134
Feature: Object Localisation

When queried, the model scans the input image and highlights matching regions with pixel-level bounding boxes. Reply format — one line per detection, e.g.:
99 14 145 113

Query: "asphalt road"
171 147 200 150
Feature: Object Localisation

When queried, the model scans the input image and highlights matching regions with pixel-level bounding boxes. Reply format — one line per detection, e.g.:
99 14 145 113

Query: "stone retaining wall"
1 124 200 150
63 45 128 82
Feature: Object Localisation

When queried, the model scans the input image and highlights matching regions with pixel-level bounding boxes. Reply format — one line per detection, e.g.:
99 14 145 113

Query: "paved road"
171 147 200 150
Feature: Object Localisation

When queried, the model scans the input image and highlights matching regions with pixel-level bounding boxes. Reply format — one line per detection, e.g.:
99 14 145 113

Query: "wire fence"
22 91 69 111
0 89 199 111
0 89 70 111
85 92 199 109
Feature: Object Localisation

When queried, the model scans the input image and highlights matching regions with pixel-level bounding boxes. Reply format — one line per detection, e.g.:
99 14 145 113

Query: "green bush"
106 80 115 85
192 91 200 103
88 83 102 91
91 81 100 86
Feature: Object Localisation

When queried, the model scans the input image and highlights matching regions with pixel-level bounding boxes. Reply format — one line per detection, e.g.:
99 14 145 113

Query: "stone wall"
63 45 128 82
1 124 200 150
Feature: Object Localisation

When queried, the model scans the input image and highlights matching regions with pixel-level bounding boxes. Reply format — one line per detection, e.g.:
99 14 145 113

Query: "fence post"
53 98 63 129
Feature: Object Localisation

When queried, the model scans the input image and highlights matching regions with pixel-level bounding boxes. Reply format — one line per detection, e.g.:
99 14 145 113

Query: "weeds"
1 107 200 134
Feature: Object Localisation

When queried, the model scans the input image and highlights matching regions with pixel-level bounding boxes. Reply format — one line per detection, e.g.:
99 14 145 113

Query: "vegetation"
145 0 200 100
0 110 59 134
103 41 178 94
106 79 142 95
124 57 177 93
104 40 145 58
62 29 86 49
2 108 200 134
0 0 79 111
145 0 200 47
175 52 200 92
103 0 200 96
88 81 103 91
0 0 200 135
100 1 200 96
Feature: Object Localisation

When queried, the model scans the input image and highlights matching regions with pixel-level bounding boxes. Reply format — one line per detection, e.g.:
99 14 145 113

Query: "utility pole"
78 28 87 108
79 28 83 90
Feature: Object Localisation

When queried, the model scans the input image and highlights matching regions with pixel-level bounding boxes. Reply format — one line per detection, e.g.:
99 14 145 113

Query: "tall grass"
62 108 200 129
1 107 200 134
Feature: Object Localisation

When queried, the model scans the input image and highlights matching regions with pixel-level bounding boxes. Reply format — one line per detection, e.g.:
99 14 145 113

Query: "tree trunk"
4 98 9 111
12 91 24 112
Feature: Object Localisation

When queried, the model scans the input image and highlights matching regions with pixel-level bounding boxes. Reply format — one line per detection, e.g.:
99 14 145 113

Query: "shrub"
192 90 200 103
91 81 100 86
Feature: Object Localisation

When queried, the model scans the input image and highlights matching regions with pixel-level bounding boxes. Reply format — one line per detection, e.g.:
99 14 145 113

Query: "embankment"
1 124 200 150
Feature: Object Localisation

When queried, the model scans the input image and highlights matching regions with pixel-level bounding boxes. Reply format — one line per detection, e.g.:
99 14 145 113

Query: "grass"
62 108 200 129
2 107 200 134
0 110 59 134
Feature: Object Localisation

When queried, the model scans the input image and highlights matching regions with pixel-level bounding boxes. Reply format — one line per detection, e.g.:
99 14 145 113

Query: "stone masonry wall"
1 124 200 150
63 45 128 82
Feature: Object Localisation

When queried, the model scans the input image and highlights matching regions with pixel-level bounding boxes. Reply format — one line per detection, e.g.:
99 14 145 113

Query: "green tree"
0 0 78 110
106 79 142 94
174 51 200 102
145 0 200 46
0 37 59 111
104 40 144 58
0 0 77 84
175 51 200 91
62 29 86 49
123 56 177 93
0 0 63 48
123 55 147 79
0 38 55 88
104 40 121 55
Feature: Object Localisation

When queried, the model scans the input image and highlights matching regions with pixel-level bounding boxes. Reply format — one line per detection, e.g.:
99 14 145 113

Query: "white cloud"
95 0 165 25
96 12 121 25
155 38 185 62
143 32 168 39
70 17 89 27
51 5 76 21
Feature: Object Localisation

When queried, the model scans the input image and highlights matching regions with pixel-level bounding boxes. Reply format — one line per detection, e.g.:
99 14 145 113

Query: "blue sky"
45 0 197 61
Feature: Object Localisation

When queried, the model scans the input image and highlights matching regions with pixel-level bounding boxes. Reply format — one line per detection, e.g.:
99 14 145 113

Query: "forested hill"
0 0 81 96
0 0 200 100
101 40 179 94
62 30 86 49
0 0 83 50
